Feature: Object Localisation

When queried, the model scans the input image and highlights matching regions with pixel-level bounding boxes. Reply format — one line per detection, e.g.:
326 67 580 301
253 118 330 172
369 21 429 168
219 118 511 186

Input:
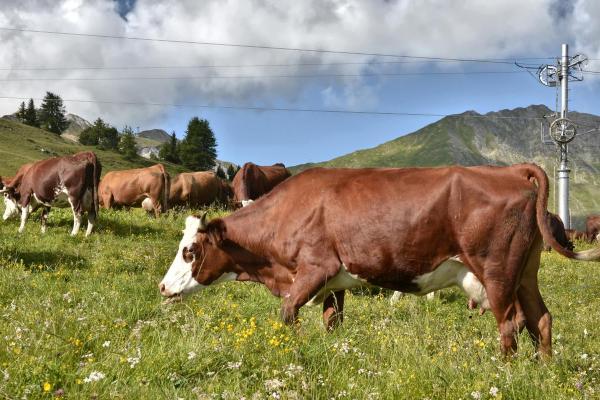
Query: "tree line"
13 93 238 179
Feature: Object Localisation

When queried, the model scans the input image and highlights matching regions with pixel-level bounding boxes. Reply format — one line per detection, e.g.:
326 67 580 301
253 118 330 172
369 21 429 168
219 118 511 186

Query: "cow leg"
86 210 96 237
389 291 404 304
280 264 338 325
485 281 520 356
68 197 83 236
322 290 345 331
40 206 50 234
18 204 30 233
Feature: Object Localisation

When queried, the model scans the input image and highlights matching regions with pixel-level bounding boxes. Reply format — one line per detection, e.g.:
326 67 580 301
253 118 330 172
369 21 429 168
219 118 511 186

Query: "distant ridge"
291 104 600 222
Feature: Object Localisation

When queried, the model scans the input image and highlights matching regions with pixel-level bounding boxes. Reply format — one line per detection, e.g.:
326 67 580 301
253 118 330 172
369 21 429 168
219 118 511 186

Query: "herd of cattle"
2 151 600 357
0 151 291 235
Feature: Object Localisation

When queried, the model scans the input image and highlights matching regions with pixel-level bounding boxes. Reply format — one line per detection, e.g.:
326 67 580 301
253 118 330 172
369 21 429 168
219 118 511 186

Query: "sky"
0 0 599 166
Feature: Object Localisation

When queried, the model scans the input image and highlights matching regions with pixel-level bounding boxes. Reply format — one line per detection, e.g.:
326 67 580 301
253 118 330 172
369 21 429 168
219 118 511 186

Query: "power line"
0 26 553 65
0 71 528 82
0 94 545 120
0 60 545 72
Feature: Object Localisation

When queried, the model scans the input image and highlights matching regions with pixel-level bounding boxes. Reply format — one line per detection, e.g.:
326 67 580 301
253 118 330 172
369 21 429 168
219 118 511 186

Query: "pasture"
0 205 598 399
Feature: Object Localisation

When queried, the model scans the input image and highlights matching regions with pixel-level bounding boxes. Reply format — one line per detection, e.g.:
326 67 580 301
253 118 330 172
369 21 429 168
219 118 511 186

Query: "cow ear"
203 218 227 246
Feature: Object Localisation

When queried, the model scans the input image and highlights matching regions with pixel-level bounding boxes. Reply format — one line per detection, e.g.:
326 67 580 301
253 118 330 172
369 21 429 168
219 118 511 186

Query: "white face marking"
241 199 254 207
160 216 238 297
306 264 368 306
412 256 489 309
3 196 19 220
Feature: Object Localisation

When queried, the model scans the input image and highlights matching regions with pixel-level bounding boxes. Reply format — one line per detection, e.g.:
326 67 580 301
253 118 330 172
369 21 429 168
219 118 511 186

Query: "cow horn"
199 212 208 230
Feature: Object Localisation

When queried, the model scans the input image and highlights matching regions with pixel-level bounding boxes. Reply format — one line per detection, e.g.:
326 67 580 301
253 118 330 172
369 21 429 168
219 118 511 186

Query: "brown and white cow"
231 162 290 206
168 171 231 208
99 164 170 217
1 162 36 221
0 152 101 235
566 229 588 243
160 164 600 357
586 215 600 242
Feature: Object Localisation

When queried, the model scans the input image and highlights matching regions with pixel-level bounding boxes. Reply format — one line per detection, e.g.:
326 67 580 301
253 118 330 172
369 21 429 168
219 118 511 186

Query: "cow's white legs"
71 212 82 236
40 207 50 234
390 291 404 304
85 213 95 237
18 205 29 233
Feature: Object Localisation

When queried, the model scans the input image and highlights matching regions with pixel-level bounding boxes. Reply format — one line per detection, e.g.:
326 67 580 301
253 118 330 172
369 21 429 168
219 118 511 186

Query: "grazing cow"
2 163 36 221
160 164 600 357
99 164 170 217
231 162 290 204
0 152 101 235
169 171 231 208
566 229 588 243
586 215 600 242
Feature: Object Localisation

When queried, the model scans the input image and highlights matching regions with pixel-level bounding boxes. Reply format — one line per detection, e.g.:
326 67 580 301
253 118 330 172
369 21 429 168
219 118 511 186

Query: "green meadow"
0 205 598 399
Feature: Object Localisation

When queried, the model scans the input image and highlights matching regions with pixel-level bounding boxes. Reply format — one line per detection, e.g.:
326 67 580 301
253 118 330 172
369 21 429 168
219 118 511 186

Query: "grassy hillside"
292 105 600 225
0 119 188 177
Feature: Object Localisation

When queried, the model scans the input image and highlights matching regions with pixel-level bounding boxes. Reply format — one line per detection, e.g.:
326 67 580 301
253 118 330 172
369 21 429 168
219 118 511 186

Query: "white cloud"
0 0 597 129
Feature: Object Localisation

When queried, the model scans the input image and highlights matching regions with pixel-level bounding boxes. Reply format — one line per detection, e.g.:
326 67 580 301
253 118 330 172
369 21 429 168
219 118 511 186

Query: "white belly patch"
412 256 490 309
306 264 368 306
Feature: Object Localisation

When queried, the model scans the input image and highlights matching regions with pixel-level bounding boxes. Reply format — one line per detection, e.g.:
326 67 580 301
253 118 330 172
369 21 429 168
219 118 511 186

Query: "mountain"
0 119 188 177
292 105 600 225
62 113 93 142
137 129 170 143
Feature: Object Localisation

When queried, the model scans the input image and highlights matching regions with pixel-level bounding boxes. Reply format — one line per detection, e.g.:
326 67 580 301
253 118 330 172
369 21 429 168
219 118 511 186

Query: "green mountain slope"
0 119 188 177
292 105 600 224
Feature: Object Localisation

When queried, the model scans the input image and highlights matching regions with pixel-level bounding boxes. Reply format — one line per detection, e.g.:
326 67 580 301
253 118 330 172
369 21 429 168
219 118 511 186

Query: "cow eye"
182 246 195 263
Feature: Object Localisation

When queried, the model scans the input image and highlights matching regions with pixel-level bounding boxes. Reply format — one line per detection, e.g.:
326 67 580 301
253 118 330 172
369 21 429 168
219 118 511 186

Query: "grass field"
0 204 599 399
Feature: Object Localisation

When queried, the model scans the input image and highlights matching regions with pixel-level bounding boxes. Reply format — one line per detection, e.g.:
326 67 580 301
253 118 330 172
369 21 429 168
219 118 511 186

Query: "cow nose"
159 283 167 295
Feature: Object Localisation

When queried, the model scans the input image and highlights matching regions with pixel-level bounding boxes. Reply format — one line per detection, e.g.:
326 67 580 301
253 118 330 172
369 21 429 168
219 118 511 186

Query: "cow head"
159 214 236 299
0 185 20 221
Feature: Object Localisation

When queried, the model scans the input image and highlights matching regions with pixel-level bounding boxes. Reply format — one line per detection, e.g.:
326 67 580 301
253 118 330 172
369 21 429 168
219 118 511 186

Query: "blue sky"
1 0 599 166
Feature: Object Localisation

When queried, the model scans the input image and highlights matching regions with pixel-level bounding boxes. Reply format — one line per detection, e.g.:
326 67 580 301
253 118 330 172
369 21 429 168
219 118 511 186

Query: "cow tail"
527 164 600 261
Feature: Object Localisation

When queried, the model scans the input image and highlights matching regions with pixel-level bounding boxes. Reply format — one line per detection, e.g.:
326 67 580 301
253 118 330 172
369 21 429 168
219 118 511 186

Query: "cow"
99 164 170 217
231 162 290 205
0 152 101 236
586 215 600 243
160 164 600 357
566 229 588 243
169 171 231 208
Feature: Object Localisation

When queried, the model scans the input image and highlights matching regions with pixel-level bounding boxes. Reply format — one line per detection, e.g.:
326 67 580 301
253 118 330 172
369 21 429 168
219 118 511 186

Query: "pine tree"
226 164 238 181
215 165 227 179
98 126 119 150
159 131 180 164
38 92 68 134
179 117 217 171
24 99 38 127
119 126 138 160
16 102 26 123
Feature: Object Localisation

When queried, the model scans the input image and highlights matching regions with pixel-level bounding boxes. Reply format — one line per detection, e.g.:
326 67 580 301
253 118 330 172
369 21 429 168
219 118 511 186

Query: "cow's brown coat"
231 162 290 202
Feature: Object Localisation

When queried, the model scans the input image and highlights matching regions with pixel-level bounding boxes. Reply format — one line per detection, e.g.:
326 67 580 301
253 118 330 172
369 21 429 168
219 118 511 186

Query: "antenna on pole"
520 44 587 229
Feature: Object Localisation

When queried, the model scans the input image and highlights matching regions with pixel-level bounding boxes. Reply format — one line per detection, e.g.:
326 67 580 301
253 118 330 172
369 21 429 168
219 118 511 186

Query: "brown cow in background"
0 151 101 235
232 162 290 205
586 215 600 242
168 171 231 208
99 164 170 217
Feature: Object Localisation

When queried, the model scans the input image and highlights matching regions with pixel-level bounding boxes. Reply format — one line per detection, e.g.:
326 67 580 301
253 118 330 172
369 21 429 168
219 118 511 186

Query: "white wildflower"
127 356 140 368
188 351 197 360
265 378 285 391
102 341 110 348
81 353 94 359
83 371 105 383
581 353 588 360
271 392 281 400
489 386 499 397
227 361 242 369
584 329 589 337
470 391 481 400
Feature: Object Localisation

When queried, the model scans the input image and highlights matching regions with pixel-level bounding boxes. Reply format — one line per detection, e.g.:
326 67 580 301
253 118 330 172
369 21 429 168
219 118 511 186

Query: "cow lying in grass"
160 164 600 357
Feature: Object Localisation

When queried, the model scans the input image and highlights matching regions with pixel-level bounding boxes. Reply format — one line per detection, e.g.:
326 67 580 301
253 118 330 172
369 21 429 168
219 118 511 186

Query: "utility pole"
531 44 587 229
557 43 570 229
